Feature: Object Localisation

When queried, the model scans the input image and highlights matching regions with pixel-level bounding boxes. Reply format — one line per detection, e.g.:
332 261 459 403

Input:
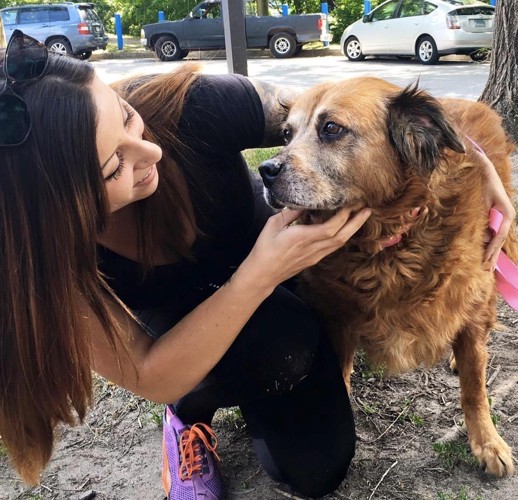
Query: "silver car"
340 0 494 65
0 3 108 60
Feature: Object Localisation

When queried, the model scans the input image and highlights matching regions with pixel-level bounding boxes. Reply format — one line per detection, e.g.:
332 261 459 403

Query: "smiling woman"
92 77 162 212
0 32 369 500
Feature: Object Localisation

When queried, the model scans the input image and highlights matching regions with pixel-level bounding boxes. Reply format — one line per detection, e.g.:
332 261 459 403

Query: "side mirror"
362 14 371 23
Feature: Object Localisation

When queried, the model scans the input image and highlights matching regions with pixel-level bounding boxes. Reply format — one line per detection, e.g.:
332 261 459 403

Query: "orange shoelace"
178 423 220 480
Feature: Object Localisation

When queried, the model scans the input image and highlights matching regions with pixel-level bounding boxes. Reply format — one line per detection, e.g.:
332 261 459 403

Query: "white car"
340 0 494 65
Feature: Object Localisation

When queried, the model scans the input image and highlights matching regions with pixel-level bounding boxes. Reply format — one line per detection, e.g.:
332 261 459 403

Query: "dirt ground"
2 155 518 500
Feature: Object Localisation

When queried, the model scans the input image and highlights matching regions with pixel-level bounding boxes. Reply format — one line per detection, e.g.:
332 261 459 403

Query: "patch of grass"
142 401 165 426
432 441 478 471
437 485 481 500
360 401 380 416
242 147 280 172
354 350 386 380
218 407 246 430
488 396 500 427
396 399 425 427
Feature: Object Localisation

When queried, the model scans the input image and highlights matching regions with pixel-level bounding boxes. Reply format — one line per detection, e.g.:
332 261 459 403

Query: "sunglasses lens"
6 32 48 82
0 93 30 146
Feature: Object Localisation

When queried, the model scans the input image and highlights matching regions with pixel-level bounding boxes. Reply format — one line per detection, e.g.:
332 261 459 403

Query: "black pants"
138 285 356 498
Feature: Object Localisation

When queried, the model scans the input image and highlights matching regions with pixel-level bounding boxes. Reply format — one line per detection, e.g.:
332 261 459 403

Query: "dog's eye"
323 122 344 137
283 128 292 143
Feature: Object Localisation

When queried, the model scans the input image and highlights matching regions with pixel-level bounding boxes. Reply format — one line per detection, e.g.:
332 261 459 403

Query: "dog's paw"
472 437 514 477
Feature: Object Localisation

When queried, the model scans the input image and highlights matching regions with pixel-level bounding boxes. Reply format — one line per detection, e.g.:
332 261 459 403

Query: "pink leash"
489 208 518 310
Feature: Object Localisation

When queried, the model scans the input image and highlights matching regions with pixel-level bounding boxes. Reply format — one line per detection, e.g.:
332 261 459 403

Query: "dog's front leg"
327 327 357 394
452 326 514 477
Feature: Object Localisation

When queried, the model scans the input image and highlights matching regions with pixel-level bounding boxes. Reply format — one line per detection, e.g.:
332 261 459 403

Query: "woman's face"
92 76 162 213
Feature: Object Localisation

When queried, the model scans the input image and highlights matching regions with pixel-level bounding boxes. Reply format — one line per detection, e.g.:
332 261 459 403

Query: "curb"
89 46 342 62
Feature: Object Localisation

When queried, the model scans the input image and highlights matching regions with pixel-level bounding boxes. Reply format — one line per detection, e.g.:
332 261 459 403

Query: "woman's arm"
90 206 371 403
479 151 516 269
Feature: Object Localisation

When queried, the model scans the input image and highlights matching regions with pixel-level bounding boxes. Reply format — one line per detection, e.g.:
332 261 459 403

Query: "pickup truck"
140 0 331 61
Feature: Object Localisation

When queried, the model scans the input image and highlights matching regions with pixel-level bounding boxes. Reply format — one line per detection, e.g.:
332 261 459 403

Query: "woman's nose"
134 140 162 170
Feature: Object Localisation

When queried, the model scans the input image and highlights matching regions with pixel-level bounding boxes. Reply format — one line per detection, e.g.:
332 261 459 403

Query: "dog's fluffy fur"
259 77 518 477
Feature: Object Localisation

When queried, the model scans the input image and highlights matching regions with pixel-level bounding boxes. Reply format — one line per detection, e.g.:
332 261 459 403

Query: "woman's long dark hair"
112 65 202 269
0 53 120 484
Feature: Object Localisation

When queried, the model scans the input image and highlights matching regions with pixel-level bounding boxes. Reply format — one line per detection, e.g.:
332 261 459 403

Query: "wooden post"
222 0 248 76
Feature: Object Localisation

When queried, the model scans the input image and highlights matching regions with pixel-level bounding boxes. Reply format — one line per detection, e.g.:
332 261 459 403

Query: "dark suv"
0 2 108 59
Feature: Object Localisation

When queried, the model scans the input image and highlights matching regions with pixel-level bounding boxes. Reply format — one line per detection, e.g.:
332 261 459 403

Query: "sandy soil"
2 156 518 500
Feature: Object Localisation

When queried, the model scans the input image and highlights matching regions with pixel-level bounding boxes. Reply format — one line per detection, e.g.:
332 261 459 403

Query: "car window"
1 9 18 26
424 2 438 14
443 0 483 4
371 0 400 21
399 0 425 17
48 6 70 22
78 6 101 22
19 8 49 24
203 5 222 19
453 7 494 15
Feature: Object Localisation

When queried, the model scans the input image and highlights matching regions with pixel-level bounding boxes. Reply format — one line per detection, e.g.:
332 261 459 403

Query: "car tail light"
446 14 460 29
78 22 91 35
317 17 322 31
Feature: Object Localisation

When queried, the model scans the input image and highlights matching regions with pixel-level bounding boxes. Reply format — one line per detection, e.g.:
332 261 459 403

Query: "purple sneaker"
162 406 225 500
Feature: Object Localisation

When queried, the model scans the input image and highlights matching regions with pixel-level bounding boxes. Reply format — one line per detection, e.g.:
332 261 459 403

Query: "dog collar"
380 207 422 248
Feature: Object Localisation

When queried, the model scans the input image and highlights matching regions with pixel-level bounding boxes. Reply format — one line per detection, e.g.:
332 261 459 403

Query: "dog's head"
258 77 465 212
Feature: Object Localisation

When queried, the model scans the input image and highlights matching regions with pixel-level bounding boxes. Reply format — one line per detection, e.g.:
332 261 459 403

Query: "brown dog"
258 77 517 477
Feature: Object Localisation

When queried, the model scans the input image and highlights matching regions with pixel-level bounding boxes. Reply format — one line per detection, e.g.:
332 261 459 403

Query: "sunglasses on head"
0 29 49 147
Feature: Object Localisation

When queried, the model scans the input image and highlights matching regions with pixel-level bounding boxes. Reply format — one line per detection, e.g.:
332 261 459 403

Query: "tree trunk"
480 0 518 143
257 0 269 16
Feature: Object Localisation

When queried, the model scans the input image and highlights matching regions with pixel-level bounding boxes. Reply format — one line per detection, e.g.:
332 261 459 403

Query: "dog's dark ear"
387 83 466 175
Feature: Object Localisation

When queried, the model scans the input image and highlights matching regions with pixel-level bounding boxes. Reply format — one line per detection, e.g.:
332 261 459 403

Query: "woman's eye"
323 122 343 136
105 154 125 182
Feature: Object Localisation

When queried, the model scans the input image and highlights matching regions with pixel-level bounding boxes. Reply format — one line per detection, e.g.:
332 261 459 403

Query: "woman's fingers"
485 203 515 270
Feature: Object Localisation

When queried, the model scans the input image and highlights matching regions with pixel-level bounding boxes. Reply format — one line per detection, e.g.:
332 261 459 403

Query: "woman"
0 31 513 499
0 31 369 499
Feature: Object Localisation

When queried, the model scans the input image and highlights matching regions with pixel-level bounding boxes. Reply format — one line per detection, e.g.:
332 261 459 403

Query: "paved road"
93 53 489 100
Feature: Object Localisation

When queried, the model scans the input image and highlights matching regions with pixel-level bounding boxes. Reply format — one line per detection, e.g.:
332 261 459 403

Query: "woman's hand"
480 152 516 270
238 206 371 293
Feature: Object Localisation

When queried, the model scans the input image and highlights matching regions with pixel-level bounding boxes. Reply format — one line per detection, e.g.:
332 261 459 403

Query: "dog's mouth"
265 190 366 224
265 189 341 212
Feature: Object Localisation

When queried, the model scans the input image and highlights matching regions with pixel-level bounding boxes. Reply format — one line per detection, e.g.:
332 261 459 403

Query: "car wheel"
77 50 92 60
344 36 365 61
46 37 72 56
269 32 297 58
416 36 439 65
470 49 489 62
155 36 185 61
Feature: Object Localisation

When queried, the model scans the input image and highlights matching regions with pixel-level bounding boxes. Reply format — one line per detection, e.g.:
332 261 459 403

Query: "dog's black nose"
258 159 283 188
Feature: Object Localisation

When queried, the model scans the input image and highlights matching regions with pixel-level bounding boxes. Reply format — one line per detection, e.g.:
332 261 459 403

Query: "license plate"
473 19 486 27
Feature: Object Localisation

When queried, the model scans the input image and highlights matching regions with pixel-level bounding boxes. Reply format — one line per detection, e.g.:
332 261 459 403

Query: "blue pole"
282 4 289 16
114 13 123 50
364 0 372 14
489 0 496 5
321 3 329 47
158 10 165 21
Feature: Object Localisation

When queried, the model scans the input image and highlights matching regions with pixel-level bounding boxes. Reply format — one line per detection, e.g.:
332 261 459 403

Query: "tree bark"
480 0 518 143
257 0 269 16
